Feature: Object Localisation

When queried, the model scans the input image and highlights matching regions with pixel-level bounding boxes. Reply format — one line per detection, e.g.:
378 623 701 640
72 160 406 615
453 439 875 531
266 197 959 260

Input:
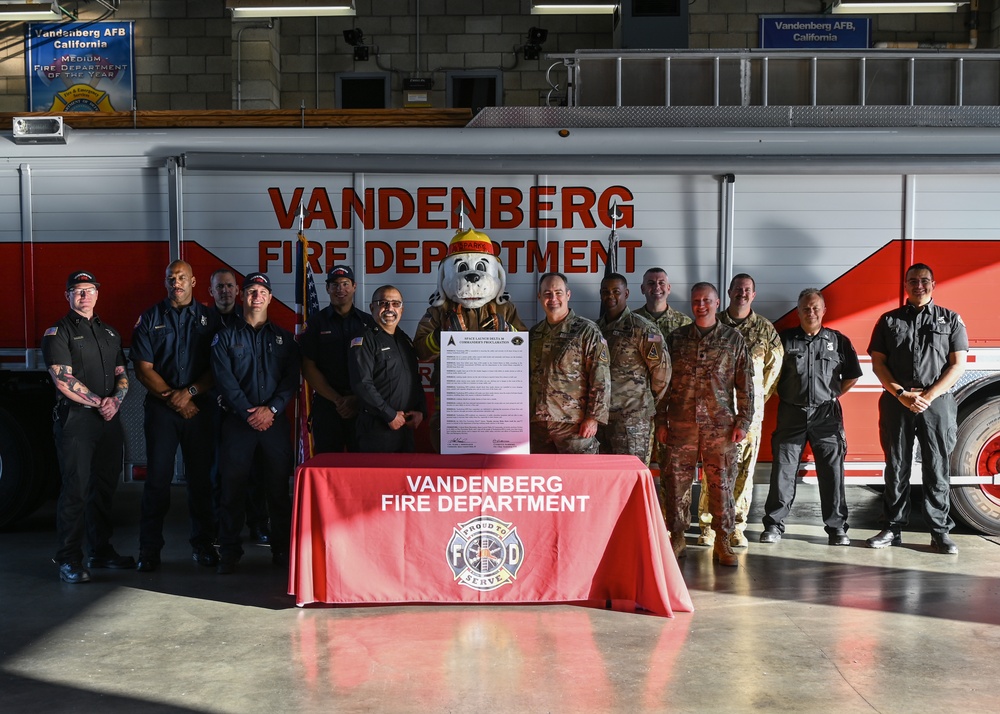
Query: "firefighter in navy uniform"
208 268 242 329
349 285 426 453
132 260 220 572
42 271 133 583
211 272 300 573
208 268 270 545
300 265 377 453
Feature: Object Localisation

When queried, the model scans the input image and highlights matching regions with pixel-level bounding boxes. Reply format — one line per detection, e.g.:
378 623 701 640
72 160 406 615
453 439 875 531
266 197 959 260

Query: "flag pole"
599 201 622 316
294 203 315 464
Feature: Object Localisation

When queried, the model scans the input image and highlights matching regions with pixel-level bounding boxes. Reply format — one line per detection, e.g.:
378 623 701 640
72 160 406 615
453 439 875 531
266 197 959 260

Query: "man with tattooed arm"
42 271 132 584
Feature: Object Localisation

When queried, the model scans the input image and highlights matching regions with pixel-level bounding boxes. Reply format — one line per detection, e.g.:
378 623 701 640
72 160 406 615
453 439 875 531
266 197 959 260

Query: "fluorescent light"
0 1 61 21
531 1 619 15
226 1 356 18
832 1 968 13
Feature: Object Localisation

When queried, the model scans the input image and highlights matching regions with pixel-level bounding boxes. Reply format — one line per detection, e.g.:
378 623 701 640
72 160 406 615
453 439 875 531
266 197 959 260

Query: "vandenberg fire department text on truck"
2 114 999 534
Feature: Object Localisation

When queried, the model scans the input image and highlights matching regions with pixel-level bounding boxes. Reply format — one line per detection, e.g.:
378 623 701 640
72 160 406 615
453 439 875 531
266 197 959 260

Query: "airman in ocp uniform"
698 273 783 550
529 272 610 455
659 282 753 566
634 267 693 337
596 273 671 465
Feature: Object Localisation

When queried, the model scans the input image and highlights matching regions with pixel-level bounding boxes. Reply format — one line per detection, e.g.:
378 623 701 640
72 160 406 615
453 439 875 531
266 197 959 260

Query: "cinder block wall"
689 0 990 49
0 0 994 112
275 0 611 109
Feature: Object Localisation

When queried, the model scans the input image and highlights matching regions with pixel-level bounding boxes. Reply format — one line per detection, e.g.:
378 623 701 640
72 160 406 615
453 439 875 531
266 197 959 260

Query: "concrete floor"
2 482 999 714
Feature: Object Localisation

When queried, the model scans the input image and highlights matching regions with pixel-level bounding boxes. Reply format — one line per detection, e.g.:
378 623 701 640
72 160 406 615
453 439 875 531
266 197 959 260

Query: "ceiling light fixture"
831 1 969 13
0 1 62 21
531 1 619 15
226 0 356 19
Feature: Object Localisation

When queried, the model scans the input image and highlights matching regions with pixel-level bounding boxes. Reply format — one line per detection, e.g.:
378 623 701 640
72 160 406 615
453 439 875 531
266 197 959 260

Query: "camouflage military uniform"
529 310 610 455
637 304 693 501
698 309 783 542
414 300 526 450
596 307 671 465
659 322 753 544
635 304 693 339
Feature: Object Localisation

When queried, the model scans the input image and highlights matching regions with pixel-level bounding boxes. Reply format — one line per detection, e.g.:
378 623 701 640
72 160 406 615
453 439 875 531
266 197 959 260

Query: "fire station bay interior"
3 2 1000 713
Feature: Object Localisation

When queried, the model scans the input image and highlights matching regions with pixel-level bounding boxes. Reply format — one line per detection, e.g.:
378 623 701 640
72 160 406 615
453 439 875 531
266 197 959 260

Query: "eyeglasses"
906 278 933 286
69 287 97 296
374 299 403 309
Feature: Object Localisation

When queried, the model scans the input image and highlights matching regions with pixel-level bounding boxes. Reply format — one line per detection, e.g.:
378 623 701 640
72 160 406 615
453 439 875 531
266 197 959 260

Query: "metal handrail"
550 49 1000 108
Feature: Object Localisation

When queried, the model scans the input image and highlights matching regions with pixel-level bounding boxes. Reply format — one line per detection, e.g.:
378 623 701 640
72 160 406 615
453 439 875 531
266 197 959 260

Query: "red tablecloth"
288 453 693 616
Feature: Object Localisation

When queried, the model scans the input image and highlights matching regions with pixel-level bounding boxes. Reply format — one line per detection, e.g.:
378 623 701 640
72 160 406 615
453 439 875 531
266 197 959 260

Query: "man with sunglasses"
349 286 426 453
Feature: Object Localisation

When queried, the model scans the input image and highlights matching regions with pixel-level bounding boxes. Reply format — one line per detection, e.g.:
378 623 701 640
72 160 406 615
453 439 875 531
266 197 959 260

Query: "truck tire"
0 407 43 529
950 398 1000 536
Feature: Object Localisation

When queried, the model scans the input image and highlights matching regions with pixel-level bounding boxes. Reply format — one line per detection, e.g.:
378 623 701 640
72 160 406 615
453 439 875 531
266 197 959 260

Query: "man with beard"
300 265 377 454
132 260 219 572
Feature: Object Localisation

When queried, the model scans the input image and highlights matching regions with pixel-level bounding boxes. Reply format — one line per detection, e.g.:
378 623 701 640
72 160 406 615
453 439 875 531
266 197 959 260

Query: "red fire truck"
2 110 999 533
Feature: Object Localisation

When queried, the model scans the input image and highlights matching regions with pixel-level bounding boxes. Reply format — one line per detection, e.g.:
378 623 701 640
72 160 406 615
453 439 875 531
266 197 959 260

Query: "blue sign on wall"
760 15 871 50
25 21 135 112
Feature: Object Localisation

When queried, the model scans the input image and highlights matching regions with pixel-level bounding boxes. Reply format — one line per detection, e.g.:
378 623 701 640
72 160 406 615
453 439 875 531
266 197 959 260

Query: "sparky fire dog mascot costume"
414 227 526 448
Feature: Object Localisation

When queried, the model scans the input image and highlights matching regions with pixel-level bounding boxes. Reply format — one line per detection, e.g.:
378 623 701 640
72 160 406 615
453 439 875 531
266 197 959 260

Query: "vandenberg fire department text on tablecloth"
440 331 529 454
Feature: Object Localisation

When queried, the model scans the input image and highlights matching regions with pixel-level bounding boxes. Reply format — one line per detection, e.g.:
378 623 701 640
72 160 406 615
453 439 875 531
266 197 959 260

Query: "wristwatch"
187 386 198 396
895 387 905 397
269 405 279 415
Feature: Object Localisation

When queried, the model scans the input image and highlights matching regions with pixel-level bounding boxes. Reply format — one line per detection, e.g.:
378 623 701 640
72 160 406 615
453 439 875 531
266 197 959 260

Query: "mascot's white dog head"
432 228 508 309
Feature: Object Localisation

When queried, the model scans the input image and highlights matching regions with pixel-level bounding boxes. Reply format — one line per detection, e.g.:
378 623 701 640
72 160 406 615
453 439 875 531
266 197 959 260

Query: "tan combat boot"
697 527 715 547
713 535 739 567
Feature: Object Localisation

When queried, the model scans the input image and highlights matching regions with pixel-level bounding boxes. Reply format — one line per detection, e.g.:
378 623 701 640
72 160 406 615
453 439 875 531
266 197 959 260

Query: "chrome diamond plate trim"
468 106 1000 129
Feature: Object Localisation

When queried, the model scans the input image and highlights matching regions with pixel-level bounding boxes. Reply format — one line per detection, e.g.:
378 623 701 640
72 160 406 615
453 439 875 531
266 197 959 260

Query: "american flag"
295 231 320 463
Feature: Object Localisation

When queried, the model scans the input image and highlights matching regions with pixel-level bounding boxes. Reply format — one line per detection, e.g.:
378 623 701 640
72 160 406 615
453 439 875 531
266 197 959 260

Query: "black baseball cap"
66 271 100 290
326 265 356 283
243 272 272 292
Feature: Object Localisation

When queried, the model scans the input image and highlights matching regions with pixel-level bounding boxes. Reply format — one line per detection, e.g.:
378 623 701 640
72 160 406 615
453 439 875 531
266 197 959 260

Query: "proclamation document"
440 331 529 455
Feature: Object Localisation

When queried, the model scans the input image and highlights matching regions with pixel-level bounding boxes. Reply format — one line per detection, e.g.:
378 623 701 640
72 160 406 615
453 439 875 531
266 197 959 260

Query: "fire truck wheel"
0 408 42 530
950 398 1000 536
